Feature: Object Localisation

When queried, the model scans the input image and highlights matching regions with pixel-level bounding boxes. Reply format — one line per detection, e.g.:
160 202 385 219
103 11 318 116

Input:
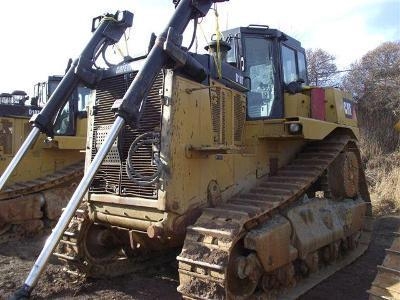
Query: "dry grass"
357 108 400 215
364 151 400 216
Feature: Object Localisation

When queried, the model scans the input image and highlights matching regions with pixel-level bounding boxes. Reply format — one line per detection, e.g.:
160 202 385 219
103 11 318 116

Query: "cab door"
241 34 283 120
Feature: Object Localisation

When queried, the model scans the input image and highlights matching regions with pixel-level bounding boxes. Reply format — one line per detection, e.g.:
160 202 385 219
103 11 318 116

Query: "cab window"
225 36 238 67
48 80 60 98
52 85 91 136
282 45 308 84
77 86 91 112
0 119 13 154
244 37 276 119
282 45 297 84
53 102 72 135
298 52 307 82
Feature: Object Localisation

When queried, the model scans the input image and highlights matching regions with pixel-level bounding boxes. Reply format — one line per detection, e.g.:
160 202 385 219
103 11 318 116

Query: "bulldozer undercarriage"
55 133 372 299
177 133 372 299
55 206 178 278
0 162 83 243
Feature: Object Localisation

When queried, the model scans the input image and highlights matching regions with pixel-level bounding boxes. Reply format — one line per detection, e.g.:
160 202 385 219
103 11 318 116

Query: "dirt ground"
0 216 399 300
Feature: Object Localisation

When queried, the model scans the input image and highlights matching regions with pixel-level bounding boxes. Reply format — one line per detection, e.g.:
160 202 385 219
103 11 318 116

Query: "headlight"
289 123 302 134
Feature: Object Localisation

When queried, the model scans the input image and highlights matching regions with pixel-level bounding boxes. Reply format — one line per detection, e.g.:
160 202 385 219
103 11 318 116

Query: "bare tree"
342 41 400 156
306 48 338 86
342 41 400 110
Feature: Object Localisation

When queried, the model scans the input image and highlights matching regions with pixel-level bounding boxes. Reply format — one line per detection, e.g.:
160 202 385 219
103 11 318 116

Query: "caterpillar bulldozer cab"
12 2 371 299
32 75 91 137
0 75 91 242
224 25 308 119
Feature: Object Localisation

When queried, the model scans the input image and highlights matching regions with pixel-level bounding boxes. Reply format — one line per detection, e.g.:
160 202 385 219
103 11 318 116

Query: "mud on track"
0 216 399 300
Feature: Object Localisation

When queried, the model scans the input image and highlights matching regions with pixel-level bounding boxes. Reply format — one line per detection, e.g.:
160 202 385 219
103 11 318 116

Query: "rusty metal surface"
328 151 360 199
368 230 400 299
0 194 43 225
43 186 77 220
0 162 83 243
244 215 293 272
176 133 371 299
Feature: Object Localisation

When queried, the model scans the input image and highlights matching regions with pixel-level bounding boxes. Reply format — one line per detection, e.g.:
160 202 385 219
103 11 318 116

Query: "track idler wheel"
328 150 359 199
58 215 124 277
82 223 121 264
226 245 262 298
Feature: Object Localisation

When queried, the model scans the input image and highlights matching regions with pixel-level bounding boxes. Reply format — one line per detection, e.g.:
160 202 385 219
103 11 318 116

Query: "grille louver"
234 94 246 144
210 87 226 144
90 71 164 199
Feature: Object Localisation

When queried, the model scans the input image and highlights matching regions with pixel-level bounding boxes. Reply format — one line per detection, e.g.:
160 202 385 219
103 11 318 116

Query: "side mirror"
285 81 303 95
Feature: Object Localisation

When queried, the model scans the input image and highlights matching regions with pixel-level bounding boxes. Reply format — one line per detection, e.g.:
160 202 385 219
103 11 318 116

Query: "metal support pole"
20 117 125 295
0 127 40 190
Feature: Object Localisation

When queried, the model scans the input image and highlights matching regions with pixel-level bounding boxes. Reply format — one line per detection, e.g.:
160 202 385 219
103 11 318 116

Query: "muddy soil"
0 216 399 300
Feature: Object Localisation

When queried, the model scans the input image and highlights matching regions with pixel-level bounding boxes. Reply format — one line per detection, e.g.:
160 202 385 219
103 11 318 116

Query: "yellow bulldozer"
0 76 90 242
8 1 376 299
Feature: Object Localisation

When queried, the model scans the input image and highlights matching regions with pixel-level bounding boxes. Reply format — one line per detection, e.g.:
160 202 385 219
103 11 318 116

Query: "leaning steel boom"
12 1 226 298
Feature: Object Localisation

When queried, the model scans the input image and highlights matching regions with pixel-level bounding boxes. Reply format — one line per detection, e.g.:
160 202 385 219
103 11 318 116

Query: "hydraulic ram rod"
13 1 227 298
117 0 227 124
0 10 133 191
13 117 125 298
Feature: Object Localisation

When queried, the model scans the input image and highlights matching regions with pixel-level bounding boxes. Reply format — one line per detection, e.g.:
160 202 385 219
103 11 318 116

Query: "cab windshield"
243 37 277 119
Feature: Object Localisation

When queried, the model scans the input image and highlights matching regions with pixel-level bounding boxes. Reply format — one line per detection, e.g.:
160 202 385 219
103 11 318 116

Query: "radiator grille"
96 124 120 165
233 94 246 144
90 71 164 199
210 87 225 144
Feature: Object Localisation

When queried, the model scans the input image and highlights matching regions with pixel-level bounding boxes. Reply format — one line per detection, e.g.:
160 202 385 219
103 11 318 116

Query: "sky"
0 0 398 96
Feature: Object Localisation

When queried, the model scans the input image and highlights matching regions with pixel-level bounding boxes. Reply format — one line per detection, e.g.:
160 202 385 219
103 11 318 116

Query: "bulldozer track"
0 161 84 201
0 162 84 243
368 230 400 299
55 207 178 279
177 133 372 299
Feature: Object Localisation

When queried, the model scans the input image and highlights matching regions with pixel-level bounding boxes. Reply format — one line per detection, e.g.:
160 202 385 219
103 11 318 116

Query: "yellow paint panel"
298 117 359 140
164 77 257 214
324 88 357 127
0 115 86 187
284 93 310 118
53 136 86 149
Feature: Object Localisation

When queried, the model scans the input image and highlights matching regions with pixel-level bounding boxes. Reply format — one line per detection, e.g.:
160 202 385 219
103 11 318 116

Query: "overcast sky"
0 0 398 95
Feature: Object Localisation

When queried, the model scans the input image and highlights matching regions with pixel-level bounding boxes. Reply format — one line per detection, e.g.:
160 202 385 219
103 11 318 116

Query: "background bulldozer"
11 1 374 299
0 76 90 242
